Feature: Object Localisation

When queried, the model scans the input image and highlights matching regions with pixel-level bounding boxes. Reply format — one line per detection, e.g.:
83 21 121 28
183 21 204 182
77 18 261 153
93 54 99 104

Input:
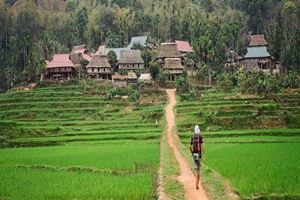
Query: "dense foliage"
0 0 299 91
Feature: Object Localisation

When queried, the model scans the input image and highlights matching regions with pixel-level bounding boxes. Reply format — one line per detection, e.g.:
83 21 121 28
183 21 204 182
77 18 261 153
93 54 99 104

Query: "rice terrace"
1 0 300 200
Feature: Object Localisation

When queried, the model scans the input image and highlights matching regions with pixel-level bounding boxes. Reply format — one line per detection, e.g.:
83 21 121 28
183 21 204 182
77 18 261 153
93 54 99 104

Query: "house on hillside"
138 73 153 84
127 36 149 49
175 40 194 55
239 35 281 76
86 54 112 80
44 54 75 80
112 73 128 87
155 42 184 81
70 45 92 65
127 71 138 84
163 58 185 81
118 50 145 72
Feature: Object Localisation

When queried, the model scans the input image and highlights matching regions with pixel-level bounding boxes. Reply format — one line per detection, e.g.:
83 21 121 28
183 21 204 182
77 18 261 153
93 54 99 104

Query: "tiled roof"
105 48 128 60
46 54 74 68
175 40 194 53
244 47 271 58
127 36 148 49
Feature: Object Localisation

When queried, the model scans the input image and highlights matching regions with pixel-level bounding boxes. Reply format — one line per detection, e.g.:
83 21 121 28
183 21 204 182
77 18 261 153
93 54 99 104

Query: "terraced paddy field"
0 81 165 200
176 90 300 199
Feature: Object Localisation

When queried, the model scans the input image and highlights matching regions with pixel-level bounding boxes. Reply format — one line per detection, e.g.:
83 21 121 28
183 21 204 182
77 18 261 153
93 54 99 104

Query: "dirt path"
165 89 209 200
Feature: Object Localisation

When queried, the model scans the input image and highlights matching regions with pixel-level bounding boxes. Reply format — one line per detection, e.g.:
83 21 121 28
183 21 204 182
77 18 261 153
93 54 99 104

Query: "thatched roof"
139 73 153 82
128 71 137 80
71 45 87 53
86 54 111 69
112 73 128 80
70 44 91 64
249 35 268 47
163 58 184 70
119 50 144 64
157 43 183 59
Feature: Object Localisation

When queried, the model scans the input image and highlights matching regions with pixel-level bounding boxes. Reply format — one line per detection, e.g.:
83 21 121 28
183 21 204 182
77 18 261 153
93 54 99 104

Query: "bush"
218 73 234 92
174 74 190 91
157 69 167 87
149 63 160 80
282 71 300 89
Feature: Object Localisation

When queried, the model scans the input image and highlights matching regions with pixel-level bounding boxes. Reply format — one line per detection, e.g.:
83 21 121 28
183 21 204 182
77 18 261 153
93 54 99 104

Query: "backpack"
191 134 202 153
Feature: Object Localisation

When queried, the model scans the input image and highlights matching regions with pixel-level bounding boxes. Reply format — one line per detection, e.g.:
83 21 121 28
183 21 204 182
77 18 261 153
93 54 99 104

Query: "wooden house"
175 40 194 55
163 58 184 81
70 45 92 65
112 73 128 87
44 54 75 80
127 36 149 49
86 54 112 79
138 73 153 84
239 35 280 76
156 43 184 81
127 71 138 84
118 50 144 71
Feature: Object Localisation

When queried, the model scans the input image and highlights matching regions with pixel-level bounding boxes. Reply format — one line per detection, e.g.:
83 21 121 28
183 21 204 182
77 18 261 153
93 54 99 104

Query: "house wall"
119 63 144 70
112 79 127 87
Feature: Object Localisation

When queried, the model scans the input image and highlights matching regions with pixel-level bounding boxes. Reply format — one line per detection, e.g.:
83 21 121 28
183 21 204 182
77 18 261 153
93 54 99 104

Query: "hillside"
1 0 299 91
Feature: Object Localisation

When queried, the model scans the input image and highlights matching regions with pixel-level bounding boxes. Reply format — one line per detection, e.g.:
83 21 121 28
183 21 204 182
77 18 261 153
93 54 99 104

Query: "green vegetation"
205 143 300 198
176 89 300 199
1 0 299 91
0 81 166 199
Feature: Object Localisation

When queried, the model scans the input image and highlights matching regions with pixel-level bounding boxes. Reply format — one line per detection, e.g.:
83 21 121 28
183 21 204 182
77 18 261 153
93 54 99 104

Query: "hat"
194 125 201 135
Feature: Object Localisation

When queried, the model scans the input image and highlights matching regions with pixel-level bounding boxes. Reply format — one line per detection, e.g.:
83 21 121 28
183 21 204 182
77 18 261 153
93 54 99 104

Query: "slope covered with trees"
0 0 299 91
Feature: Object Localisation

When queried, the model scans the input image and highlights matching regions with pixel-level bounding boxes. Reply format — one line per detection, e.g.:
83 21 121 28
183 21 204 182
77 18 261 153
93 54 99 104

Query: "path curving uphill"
165 89 209 200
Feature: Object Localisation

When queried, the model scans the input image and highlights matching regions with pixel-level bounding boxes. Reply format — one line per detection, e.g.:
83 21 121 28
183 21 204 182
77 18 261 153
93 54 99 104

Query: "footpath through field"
165 89 208 200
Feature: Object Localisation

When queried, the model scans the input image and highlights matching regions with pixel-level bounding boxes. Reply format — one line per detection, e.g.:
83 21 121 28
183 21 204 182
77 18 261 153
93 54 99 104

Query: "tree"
76 7 88 43
170 16 180 41
105 31 123 48
149 62 160 80
107 50 117 68
141 49 152 68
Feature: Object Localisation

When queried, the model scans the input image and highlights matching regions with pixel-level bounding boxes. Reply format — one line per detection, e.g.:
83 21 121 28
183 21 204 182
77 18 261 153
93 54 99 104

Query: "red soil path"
165 89 209 200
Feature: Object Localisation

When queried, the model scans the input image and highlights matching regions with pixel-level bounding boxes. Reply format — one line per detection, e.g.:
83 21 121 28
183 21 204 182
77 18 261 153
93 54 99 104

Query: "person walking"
189 125 205 190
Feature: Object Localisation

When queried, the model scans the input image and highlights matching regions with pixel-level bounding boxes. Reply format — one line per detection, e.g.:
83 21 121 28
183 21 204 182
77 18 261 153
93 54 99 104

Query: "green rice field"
0 81 165 200
176 89 300 199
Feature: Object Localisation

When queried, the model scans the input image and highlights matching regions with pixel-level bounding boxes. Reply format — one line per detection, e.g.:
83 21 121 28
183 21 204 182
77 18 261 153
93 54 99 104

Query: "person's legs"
193 159 200 189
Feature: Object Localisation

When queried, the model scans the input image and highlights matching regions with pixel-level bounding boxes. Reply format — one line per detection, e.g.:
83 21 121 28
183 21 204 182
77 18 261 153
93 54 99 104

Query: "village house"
156 42 184 81
127 71 138 84
112 73 128 87
175 40 194 55
138 73 153 84
127 36 149 49
118 50 145 72
86 54 112 79
163 58 185 81
44 54 75 80
69 45 92 65
239 35 280 76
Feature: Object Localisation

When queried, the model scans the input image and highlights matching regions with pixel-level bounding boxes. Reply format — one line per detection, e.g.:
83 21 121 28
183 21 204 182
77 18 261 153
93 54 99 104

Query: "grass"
0 166 155 200
204 143 300 198
0 142 159 171
175 89 300 199
0 81 166 199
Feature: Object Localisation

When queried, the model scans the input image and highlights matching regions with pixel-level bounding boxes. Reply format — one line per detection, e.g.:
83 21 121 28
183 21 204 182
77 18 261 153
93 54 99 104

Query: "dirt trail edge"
165 89 209 200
